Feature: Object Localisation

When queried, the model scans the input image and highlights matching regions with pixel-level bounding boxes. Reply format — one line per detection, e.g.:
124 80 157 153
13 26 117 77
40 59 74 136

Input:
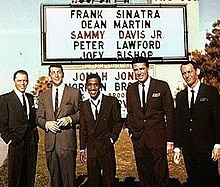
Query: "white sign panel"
41 4 188 64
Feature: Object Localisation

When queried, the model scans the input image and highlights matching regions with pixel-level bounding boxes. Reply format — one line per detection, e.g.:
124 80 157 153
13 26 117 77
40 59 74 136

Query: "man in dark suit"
174 61 220 187
80 73 122 187
126 57 175 187
0 70 38 187
37 64 82 187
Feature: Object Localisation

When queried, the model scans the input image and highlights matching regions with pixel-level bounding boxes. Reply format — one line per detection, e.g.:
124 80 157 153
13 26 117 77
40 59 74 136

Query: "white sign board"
41 4 188 64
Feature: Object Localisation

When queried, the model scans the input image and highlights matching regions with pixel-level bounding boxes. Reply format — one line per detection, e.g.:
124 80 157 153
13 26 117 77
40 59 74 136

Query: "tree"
190 19 220 91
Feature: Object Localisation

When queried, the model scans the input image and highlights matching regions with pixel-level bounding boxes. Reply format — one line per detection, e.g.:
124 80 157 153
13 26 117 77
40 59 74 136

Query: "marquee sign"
41 4 188 64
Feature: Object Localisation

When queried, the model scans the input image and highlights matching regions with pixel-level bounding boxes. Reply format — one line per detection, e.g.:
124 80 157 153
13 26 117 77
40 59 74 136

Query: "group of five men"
0 57 220 187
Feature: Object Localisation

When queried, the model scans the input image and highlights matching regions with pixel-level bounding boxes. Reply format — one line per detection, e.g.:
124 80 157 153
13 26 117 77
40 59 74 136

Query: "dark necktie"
22 93 27 113
190 90 195 113
91 99 100 120
54 88 58 116
142 84 145 108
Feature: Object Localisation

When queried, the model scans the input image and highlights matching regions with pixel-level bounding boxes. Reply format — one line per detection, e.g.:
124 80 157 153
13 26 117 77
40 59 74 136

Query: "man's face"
181 63 199 88
14 73 28 93
86 78 101 100
49 67 64 87
133 63 149 83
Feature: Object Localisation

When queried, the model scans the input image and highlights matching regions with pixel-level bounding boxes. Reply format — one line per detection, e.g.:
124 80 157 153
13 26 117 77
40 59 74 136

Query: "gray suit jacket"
37 85 82 151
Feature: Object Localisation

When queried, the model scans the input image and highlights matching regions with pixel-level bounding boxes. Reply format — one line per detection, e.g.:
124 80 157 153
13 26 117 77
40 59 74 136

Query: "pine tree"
190 19 220 91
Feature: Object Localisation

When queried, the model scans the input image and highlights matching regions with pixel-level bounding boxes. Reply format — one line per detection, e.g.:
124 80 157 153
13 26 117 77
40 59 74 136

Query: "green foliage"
190 19 220 91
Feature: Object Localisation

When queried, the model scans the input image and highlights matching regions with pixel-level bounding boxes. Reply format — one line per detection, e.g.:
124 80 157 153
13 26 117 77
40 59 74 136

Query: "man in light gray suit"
37 64 82 187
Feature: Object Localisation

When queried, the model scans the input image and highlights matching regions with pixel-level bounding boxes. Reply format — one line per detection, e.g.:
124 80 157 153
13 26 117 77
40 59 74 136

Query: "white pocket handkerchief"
152 92 160 97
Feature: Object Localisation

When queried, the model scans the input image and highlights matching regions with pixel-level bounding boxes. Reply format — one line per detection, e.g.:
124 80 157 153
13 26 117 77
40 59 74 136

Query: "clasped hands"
46 117 71 133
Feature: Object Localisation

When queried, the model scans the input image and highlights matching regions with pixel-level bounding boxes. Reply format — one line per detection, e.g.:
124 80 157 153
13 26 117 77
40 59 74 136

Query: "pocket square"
200 97 208 102
152 92 160 97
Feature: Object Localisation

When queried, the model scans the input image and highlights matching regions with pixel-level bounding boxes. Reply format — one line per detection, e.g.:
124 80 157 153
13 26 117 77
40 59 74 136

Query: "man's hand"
80 150 87 164
57 117 71 127
173 147 181 164
212 147 220 162
167 142 174 154
46 121 60 134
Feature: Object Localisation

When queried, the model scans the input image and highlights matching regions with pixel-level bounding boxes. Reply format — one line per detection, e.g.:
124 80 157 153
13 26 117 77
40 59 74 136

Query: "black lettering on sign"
81 20 107 29
115 9 160 19
70 10 103 19
114 20 151 29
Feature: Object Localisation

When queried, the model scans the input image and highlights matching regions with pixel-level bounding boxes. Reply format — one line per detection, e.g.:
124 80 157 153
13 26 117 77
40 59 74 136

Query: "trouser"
87 148 116 187
46 148 77 187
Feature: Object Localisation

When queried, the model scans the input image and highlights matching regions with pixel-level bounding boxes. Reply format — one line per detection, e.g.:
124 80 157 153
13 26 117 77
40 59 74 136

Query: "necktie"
54 88 58 116
190 90 195 113
22 93 27 113
91 99 100 120
142 84 145 108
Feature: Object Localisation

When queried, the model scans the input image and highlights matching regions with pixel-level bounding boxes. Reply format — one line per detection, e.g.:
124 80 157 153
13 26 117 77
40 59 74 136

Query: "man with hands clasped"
174 61 220 187
37 64 82 187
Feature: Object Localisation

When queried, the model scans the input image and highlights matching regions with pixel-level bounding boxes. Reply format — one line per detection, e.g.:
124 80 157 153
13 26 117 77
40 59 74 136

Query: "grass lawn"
0 128 188 186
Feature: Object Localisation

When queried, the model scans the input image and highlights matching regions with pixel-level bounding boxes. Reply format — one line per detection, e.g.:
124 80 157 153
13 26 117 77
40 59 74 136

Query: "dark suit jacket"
80 95 122 158
0 91 38 144
37 85 82 151
175 83 220 155
126 78 174 149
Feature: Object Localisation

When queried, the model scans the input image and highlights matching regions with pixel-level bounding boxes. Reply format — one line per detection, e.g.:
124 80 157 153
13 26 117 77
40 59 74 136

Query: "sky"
0 0 219 95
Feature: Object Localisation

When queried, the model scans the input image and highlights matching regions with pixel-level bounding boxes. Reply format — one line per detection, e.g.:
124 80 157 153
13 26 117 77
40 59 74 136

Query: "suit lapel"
86 100 95 121
182 88 190 116
133 82 142 111
146 79 155 110
46 89 54 118
96 95 106 124
12 91 24 113
194 84 204 110
84 100 97 134
56 86 67 117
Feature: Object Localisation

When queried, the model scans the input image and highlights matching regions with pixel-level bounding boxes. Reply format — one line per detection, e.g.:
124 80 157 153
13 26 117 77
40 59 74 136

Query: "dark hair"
86 73 101 85
48 64 64 75
181 61 198 70
132 56 149 68
13 70 28 81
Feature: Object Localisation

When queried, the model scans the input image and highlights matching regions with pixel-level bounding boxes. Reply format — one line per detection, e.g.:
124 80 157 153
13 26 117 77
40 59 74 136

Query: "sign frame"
41 3 189 65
